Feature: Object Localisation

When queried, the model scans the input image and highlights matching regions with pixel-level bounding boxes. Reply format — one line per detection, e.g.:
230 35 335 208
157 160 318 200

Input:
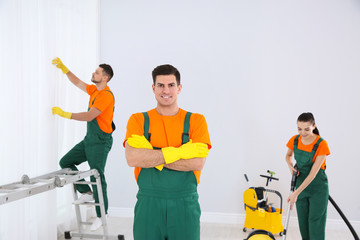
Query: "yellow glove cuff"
161 140 209 165
155 164 164 171
161 147 180 164
52 107 72 119
60 65 69 74
63 111 72 119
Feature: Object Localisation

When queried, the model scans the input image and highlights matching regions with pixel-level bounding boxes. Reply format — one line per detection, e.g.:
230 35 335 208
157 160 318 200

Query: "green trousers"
296 184 329 240
134 168 200 240
59 119 113 217
294 136 329 240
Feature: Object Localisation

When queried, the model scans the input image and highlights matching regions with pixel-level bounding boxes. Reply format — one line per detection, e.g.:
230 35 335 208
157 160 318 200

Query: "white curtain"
0 0 100 239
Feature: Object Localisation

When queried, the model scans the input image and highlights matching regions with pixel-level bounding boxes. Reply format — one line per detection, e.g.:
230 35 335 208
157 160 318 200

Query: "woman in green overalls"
285 112 330 240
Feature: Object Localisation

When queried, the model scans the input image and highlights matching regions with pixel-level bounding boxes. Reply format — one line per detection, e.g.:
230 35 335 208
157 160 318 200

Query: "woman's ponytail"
313 127 320 135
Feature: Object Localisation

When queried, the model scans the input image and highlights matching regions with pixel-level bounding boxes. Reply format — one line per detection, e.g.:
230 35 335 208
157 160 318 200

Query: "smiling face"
152 74 182 113
297 121 316 140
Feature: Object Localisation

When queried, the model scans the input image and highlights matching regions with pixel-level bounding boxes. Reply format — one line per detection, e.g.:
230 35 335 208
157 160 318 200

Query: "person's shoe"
90 215 108 231
73 193 94 204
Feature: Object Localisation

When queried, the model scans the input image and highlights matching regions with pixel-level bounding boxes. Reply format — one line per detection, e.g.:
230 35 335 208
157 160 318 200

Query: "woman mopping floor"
285 112 330 240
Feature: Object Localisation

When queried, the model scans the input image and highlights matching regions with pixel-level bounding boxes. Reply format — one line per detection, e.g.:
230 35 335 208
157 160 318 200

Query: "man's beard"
91 78 100 83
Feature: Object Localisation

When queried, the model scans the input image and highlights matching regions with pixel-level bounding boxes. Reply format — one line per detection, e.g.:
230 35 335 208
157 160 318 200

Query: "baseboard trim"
200 211 244 224
108 207 360 231
108 207 134 218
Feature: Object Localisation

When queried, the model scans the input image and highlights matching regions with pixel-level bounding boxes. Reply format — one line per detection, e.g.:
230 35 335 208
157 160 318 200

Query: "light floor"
58 216 358 240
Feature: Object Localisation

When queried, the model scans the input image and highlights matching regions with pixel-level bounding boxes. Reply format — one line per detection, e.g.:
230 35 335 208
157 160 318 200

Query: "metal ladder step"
0 168 125 239
0 168 98 205
72 202 101 206
73 181 97 185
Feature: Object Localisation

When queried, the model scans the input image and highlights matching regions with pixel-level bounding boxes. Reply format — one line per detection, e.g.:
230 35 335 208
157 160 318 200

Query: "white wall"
100 0 360 226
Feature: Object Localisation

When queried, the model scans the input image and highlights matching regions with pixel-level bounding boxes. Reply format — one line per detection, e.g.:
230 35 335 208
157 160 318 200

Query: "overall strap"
91 94 97 105
142 112 151 142
105 90 116 131
90 90 116 132
294 135 323 153
105 90 115 112
294 135 300 149
91 90 115 108
312 137 323 153
312 137 325 169
182 112 192 144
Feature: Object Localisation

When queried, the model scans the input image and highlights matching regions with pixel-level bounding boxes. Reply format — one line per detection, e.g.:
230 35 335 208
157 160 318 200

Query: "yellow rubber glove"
127 135 153 149
162 140 209 164
127 135 164 171
52 107 72 119
52 57 69 74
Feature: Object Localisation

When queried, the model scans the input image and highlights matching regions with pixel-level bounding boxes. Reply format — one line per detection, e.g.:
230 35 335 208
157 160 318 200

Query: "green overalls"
133 112 201 240
294 135 329 240
59 90 115 217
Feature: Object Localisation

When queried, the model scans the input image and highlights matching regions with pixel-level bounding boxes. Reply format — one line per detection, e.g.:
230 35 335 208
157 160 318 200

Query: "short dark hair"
152 64 180 85
297 112 320 135
99 64 114 82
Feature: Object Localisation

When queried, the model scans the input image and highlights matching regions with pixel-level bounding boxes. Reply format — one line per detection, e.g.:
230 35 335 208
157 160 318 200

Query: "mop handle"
282 203 291 240
282 165 298 240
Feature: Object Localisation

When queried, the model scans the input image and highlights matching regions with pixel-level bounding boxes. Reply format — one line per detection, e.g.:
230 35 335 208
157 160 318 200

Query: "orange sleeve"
189 113 211 184
316 140 330 156
315 139 330 170
286 135 297 150
189 113 212 149
123 113 145 147
86 84 96 95
91 91 113 112
123 113 146 182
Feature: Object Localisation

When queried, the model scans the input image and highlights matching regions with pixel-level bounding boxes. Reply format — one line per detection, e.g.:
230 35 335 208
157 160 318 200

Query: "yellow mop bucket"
243 187 284 235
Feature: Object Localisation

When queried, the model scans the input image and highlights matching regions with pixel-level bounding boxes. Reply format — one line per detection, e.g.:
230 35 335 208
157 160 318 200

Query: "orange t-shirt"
286 135 330 170
123 108 212 183
87 85 115 133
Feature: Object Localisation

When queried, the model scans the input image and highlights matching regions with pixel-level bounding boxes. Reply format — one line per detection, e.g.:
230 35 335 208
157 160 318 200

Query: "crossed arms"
125 135 208 172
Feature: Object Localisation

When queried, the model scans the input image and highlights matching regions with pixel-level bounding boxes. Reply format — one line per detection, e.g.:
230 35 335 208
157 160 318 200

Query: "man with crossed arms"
124 64 211 240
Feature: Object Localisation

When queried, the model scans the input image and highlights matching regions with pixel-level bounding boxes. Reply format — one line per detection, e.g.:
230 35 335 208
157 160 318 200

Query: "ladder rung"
54 169 99 187
65 170 84 175
73 181 95 185
80 222 92 225
32 178 54 183
73 202 100 206
69 232 120 239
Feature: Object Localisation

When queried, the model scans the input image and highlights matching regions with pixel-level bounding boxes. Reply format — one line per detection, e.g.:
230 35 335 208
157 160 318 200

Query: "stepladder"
64 169 124 240
0 168 124 240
